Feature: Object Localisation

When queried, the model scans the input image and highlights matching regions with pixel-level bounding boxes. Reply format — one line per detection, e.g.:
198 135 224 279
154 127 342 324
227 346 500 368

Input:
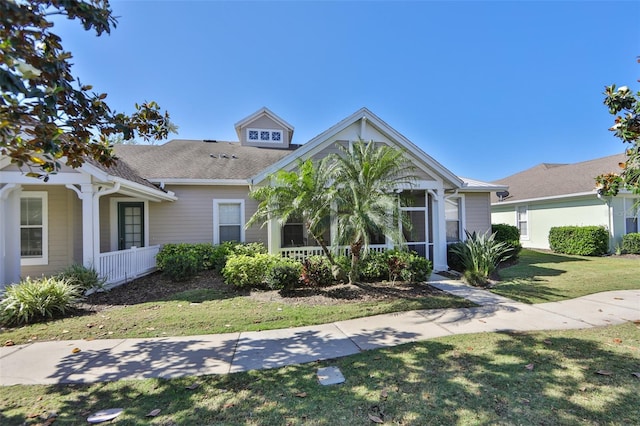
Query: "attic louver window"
247 128 283 143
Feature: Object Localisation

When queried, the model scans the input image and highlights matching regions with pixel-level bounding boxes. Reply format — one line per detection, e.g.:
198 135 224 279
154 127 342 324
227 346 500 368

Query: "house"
490 153 639 252
1 107 506 289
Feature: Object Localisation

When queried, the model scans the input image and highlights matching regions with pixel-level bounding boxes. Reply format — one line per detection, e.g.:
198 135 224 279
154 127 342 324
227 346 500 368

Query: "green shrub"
548 226 609 256
265 258 302 291
400 253 433 283
359 250 433 283
230 242 267 257
222 253 279 288
449 231 511 287
57 264 106 293
0 276 82 326
162 251 200 281
491 223 522 260
360 251 389 281
301 255 334 287
621 233 640 254
156 243 218 272
447 242 467 272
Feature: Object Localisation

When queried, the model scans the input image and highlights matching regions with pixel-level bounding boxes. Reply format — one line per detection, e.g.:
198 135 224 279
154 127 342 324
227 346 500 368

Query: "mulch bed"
82 269 450 312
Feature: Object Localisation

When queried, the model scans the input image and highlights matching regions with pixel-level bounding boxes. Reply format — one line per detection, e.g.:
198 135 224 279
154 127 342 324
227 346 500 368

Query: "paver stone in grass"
317 366 345 385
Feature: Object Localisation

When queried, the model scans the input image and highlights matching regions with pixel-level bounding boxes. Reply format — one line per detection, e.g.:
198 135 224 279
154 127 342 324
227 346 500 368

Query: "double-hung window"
445 197 461 243
20 192 48 265
213 200 245 244
517 206 528 239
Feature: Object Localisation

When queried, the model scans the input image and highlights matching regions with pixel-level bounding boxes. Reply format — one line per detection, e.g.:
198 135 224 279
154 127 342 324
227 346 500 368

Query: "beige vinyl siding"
463 193 492 235
21 186 77 277
148 185 268 246
311 140 348 162
70 189 83 264
99 195 111 252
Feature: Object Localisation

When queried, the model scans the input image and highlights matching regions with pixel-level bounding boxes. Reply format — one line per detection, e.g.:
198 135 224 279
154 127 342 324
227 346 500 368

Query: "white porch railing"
279 244 388 261
97 245 160 288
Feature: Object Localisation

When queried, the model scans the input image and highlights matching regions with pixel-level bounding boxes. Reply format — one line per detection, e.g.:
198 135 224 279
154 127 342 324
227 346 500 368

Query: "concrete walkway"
1 275 639 386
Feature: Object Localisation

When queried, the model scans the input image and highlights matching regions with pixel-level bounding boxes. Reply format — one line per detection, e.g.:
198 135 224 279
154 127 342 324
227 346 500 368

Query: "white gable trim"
234 107 295 140
249 107 464 188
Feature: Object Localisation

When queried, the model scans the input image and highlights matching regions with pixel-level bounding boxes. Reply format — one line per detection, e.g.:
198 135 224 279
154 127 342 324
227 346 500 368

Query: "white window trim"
213 199 245 245
516 205 529 240
109 198 150 251
20 191 48 266
445 194 465 242
246 128 283 143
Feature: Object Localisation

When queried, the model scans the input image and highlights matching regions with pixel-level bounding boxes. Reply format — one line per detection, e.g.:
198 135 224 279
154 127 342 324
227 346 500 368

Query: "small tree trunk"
348 240 363 284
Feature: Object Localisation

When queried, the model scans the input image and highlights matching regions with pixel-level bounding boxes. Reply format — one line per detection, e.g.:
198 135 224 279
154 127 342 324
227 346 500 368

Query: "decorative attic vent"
247 128 282 143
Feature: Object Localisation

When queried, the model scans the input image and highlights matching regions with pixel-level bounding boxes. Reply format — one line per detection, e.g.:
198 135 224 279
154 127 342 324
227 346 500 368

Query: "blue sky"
53 0 639 181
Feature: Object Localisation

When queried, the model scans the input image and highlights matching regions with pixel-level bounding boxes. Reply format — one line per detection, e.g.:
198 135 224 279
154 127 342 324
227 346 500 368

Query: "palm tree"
247 157 338 264
331 140 415 284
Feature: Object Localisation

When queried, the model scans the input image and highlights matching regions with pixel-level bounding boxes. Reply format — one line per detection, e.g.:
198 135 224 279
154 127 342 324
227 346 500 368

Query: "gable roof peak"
234 107 294 133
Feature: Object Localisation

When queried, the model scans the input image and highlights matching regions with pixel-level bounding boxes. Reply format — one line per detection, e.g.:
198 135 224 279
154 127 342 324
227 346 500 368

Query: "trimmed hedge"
491 223 522 260
548 226 609 256
621 233 640 254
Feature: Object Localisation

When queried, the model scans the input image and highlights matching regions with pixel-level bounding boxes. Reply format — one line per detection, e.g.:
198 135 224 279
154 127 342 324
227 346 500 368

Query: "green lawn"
2 322 638 425
0 287 473 346
492 249 640 304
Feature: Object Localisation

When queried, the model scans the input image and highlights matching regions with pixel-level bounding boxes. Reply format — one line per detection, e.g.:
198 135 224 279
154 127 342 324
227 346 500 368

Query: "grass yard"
492 249 640 304
0 272 473 345
2 322 638 425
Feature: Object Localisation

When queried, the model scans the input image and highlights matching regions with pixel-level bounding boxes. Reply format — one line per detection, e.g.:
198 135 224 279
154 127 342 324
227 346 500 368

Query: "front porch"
266 189 461 272
0 161 176 289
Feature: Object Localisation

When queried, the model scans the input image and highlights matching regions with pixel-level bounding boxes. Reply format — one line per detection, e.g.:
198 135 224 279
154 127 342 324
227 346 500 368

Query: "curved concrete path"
1 274 638 386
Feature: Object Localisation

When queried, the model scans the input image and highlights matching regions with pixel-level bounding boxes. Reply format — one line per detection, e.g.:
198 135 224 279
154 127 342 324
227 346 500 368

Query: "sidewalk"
1 275 639 386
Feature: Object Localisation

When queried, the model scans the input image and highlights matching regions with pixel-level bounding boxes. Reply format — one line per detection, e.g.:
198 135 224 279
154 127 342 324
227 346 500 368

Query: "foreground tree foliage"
248 157 338 264
596 58 640 195
333 141 415 284
0 0 175 179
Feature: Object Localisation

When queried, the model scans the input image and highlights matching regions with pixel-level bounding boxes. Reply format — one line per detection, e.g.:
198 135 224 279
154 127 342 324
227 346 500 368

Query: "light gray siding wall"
148 185 268 246
464 193 492 235
491 196 611 250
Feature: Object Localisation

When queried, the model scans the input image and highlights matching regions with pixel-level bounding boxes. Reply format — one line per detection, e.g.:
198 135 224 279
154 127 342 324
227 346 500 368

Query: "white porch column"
66 184 96 269
1 184 22 286
267 218 281 255
432 188 449 272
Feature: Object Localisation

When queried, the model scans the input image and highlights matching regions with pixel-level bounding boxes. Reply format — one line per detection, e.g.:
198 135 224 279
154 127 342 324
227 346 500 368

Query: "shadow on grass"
493 250 592 303
4 325 638 425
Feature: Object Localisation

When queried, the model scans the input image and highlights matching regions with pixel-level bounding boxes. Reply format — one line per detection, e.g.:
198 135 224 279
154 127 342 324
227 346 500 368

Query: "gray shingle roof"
491 153 627 203
113 140 299 181
85 156 164 192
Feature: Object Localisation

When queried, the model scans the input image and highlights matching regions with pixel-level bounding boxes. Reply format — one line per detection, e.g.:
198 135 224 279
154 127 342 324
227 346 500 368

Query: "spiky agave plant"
449 231 511 287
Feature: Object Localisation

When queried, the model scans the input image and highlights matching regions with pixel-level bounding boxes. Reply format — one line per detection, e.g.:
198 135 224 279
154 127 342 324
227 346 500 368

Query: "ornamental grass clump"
449 231 511 287
0 276 82 326
57 264 106 293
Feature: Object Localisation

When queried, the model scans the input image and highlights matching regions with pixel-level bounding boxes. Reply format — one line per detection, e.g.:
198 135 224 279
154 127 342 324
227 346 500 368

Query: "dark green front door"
118 202 144 250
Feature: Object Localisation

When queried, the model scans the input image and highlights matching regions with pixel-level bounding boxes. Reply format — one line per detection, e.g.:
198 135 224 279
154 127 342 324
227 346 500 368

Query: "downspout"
597 192 614 253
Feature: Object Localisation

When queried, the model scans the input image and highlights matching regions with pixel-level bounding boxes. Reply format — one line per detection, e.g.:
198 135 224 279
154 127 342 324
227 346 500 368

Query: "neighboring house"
1 107 506 288
491 154 639 252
